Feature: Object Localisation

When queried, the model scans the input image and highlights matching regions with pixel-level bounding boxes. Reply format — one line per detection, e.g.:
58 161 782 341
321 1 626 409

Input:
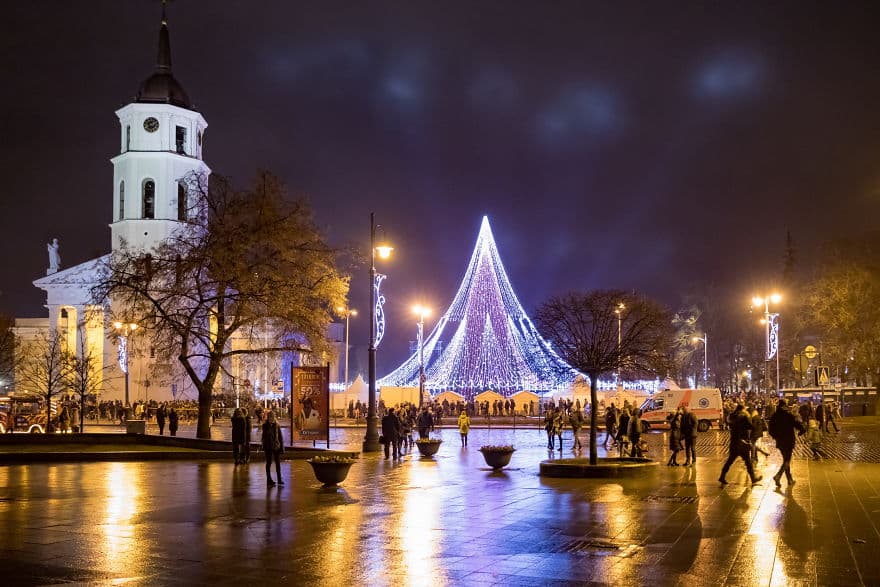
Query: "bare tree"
15 330 70 432
535 290 674 464
95 170 349 438
68 338 112 433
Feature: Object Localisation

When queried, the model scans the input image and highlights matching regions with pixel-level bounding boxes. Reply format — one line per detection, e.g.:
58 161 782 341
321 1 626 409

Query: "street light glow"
412 304 431 318
375 244 393 259
770 293 782 304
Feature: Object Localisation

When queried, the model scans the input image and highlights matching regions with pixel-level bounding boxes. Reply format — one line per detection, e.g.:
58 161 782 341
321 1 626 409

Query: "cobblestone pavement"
2 424 880 586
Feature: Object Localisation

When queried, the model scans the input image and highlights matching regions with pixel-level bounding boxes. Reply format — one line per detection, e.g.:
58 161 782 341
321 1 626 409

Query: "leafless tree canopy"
536 289 674 464
94 170 349 438
535 290 673 382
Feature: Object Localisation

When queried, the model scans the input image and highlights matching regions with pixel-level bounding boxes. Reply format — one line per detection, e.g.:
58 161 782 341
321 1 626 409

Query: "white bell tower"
109 4 210 252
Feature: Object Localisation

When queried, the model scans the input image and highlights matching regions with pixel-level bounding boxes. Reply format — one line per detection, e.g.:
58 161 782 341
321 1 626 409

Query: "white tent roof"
474 390 505 403
346 375 368 399
435 390 465 403
509 390 540 403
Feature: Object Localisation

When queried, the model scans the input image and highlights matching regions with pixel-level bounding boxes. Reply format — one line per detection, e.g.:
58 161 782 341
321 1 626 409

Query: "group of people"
543 405 586 451
378 405 474 458
602 403 648 457
719 397 828 487
229 408 286 487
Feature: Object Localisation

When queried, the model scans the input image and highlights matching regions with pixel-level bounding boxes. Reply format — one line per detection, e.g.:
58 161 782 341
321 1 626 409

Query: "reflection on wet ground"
2 426 879 585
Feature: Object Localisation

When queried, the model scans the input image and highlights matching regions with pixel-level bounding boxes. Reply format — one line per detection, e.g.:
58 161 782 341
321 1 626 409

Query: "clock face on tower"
143 117 160 133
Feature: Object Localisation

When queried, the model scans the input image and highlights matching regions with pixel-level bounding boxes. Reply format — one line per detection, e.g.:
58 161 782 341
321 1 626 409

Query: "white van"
639 388 723 432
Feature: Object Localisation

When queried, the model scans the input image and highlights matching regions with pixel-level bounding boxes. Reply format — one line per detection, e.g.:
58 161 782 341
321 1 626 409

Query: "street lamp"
113 321 139 410
692 334 708 386
615 302 625 388
412 304 431 407
364 212 393 453
336 306 358 388
753 293 782 393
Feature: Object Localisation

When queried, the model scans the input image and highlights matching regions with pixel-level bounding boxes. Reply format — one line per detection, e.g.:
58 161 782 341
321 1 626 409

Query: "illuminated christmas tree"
379 216 582 398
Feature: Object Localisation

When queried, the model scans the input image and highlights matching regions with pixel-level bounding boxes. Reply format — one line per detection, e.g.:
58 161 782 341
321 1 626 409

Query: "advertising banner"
291 364 330 445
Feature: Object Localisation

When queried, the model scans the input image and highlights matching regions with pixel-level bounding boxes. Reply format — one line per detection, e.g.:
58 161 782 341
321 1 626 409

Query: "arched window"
118 181 125 221
142 180 155 219
177 183 187 221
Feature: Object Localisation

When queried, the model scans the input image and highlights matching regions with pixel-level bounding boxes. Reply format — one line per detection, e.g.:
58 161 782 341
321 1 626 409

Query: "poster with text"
291 365 330 443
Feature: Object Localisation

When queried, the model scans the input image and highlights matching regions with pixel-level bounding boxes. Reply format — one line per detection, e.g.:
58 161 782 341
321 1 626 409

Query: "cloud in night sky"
693 49 766 100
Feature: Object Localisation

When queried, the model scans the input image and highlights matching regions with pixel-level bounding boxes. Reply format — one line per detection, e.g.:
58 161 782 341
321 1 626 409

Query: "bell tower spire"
156 0 172 74
110 2 210 252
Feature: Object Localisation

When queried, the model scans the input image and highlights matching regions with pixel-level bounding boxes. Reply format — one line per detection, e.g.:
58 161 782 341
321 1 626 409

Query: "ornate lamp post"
692 333 708 386
614 302 625 388
412 305 431 407
336 306 358 388
753 293 782 393
364 212 392 452
113 321 139 410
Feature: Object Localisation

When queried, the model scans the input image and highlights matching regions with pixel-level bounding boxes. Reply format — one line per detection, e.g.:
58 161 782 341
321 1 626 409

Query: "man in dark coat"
719 404 762 485
680 405 698 466
168 407 179 437
156 403 167 435
381 407 402 460
768 398 805 487
231 408 247 464
417 409 433 440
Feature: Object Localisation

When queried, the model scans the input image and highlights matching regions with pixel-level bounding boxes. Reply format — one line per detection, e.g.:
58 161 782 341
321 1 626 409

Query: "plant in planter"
415 437 443 457
307 455 356 486
479 445 516 469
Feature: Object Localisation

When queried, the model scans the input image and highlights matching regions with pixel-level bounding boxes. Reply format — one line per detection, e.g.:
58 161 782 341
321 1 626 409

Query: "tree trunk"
589 374 599 465
197 383 212 439
80 396 85 433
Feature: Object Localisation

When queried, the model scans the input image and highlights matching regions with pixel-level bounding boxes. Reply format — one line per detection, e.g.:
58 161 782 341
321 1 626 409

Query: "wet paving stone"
1 421 880 585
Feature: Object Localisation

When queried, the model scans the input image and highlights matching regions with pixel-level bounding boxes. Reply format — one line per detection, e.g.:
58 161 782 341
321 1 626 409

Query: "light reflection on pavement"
1 424 878 585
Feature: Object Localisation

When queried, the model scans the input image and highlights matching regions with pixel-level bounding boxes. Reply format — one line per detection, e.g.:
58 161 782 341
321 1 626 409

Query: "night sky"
2 1 879 373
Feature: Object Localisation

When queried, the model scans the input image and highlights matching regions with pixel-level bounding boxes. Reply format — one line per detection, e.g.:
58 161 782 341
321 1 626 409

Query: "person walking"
381 407 401 460
261 411 284 486
457 410 470 447
826 401 840 432
168 407 179 437
552 408 564 451
628 409 643 457
231 408 247 465
156 403 167 436
680 405 698 466
617 407 631 456
768 398 805 487
603 405 618 450
750 406 770 464
719 404 761 485
666 408 682 466
570 406 584 451
805 419 822 459
417 408 433 440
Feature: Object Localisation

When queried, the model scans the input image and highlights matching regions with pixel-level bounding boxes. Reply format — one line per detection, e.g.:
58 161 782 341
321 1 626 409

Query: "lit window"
119 181 125 221
176 126 187 155
142 180 155 219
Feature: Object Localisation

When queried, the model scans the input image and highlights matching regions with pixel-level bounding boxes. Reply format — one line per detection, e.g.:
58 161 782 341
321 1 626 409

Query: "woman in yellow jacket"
458 411 471 447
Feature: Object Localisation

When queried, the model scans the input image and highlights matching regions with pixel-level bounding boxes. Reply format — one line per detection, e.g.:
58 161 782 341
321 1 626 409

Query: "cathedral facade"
13 8 341 403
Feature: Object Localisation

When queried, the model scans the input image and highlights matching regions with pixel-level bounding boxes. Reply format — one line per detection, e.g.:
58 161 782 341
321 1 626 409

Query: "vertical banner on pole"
291 365 329 443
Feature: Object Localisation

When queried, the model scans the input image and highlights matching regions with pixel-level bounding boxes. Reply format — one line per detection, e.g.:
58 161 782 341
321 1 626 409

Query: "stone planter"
416 440 442 457
307 459 354 486
479 448 515 470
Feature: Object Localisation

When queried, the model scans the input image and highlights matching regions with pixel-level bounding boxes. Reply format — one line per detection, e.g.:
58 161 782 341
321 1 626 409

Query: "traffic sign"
815 366 830 387
804 345 818 359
